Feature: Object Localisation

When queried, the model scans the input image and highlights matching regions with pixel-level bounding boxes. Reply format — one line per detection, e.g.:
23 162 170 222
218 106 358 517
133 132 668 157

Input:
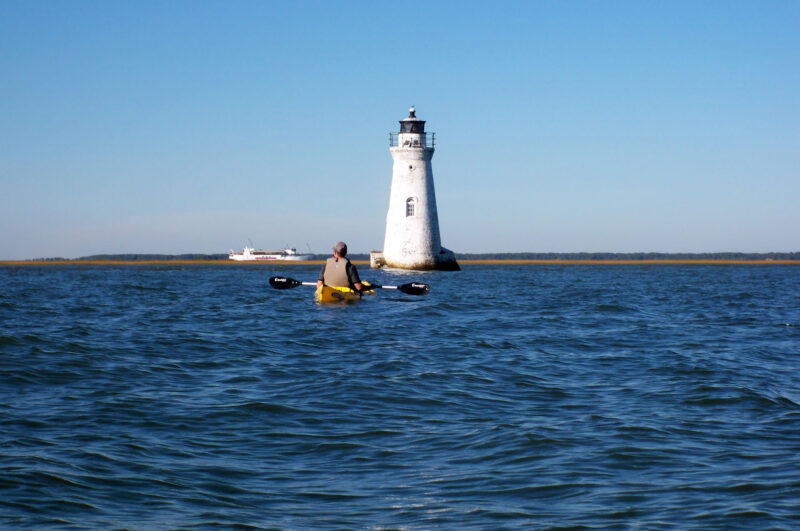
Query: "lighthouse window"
400 121 424 133
406 197 416 217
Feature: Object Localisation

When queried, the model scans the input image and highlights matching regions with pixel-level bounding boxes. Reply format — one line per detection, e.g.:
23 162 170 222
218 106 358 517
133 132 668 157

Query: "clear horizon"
2 2 798 260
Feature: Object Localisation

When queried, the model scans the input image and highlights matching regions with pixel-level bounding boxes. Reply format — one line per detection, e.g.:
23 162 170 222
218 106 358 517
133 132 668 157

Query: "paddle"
268 276 430 296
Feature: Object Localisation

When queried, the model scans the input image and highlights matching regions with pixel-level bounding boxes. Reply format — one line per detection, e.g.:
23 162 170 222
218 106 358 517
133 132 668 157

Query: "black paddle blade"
397 282 430 296
269 276 302 290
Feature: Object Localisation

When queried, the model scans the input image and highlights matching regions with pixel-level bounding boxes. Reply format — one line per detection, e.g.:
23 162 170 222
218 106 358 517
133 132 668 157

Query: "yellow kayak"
315 282 374 303
269 276 429 300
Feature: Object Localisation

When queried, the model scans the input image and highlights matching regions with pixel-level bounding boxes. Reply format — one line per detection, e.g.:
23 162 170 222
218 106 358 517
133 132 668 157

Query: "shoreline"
2 259 799 266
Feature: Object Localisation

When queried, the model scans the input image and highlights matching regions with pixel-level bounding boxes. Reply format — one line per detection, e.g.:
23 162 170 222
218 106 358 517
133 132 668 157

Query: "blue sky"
1 1 798 259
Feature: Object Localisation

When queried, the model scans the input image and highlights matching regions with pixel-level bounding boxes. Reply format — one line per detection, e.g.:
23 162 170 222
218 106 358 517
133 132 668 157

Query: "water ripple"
1 264 799 528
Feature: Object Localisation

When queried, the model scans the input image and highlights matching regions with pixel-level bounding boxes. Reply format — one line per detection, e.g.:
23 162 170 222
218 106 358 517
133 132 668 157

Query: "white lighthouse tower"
374 107 459 271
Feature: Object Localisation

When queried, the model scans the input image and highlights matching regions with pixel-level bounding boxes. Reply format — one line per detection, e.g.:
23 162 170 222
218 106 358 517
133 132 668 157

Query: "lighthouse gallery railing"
389 132 435 149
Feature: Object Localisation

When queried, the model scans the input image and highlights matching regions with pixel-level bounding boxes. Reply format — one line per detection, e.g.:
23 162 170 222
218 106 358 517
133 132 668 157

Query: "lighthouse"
373 107 459 271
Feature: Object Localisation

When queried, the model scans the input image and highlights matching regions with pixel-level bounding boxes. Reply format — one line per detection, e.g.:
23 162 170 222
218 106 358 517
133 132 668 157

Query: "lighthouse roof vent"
399 106 425 133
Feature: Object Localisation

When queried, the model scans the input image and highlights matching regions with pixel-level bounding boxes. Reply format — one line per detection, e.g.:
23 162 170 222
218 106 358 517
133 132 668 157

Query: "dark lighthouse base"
433 248 460 271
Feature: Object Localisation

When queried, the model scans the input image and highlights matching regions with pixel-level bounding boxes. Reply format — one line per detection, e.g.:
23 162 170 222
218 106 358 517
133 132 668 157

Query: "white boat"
228 246 312 261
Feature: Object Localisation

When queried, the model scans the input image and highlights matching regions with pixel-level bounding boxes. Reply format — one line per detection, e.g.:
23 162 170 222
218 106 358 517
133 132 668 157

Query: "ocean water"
1 264 798 529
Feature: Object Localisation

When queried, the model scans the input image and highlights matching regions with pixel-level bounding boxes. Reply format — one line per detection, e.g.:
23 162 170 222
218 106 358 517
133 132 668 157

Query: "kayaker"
317 241 364 292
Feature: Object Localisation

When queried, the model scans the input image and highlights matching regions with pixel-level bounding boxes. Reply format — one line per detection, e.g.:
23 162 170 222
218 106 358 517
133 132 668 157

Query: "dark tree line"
453 252 800 260
25 251 800 261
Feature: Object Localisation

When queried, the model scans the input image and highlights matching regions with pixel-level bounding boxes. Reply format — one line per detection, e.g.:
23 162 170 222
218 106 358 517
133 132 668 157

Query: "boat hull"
228 246 312 261
229 255 311 261
315 283 374 303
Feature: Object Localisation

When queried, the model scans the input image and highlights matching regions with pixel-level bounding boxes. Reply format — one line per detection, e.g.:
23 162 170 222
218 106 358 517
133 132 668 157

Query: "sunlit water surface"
1 264 799 529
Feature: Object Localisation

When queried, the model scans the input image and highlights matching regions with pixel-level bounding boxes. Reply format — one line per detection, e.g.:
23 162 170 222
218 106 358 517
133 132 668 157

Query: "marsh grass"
2 260 798 266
